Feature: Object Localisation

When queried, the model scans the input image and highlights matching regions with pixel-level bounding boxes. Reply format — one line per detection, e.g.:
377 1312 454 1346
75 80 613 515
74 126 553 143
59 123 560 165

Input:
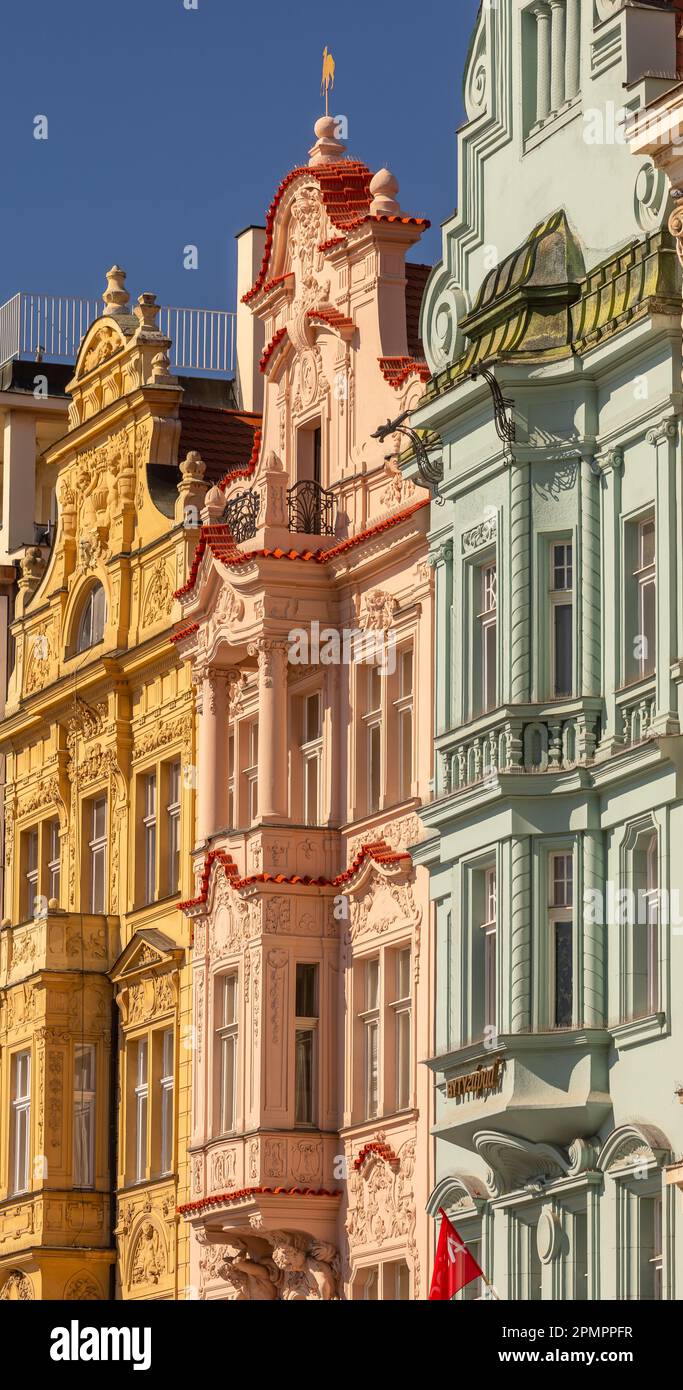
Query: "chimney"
235 226 266 414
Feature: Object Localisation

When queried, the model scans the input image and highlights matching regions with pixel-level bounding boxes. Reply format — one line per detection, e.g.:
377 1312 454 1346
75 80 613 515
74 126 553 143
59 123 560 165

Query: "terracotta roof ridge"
179 837 413 913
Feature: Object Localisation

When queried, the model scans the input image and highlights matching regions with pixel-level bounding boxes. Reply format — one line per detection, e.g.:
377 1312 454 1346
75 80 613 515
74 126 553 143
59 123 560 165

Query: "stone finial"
201 484 225 524
369 168 401 216
134 292 161 332
102 265 130 316
180 450 206 482
308 115 346 166
150 350 172 382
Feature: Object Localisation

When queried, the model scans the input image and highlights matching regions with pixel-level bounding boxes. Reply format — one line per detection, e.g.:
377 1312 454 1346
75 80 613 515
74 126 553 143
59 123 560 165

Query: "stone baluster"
548 720 563 769
533 3 552 124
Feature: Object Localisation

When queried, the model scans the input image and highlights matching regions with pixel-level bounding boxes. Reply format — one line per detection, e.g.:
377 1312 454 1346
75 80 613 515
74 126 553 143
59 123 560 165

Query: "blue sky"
0 0 481 314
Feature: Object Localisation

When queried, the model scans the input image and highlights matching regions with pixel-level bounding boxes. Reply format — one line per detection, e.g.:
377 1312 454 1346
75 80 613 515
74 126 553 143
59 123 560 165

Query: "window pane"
554 603 572 697
223 974 237 1026
366 958 379 1010
400 649 413 698
399 707 412 799
368 666 381 712
365 1019 379 1118
74 1044 95 1187
295 1029 315 1124
397 1009 411 1110
397 947 411 1000
305 692 321 742
554 920 573 1027
304 754 320 825
484 620 497 710
295 963 318 1018
640 577 656 675
640 519 656 568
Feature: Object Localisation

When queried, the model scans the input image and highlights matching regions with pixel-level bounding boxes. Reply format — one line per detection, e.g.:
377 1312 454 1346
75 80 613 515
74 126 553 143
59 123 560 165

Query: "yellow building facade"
0 269 254 1300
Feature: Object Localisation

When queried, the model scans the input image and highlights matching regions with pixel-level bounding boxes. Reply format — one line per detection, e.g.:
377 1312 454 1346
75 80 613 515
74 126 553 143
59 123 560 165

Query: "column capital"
647 416 679 448
248 637 289 689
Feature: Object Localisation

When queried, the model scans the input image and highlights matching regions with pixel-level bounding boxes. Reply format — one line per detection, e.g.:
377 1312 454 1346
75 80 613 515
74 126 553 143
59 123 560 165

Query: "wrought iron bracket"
470 363 516 457
371 411 444 502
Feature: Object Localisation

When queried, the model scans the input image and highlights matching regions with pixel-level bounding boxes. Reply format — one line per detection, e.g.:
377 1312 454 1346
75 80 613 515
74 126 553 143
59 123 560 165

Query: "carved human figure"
199 1235 277 1301
266 1231 339 1300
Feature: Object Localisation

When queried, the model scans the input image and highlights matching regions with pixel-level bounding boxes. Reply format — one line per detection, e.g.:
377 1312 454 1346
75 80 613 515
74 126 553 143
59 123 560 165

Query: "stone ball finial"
102 265 130 316
201 483 226 524
369 168 401 216
309 115 346 167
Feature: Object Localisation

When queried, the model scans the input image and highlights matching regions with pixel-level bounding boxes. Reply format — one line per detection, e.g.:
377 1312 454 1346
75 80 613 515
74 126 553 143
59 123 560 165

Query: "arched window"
77 584 106 654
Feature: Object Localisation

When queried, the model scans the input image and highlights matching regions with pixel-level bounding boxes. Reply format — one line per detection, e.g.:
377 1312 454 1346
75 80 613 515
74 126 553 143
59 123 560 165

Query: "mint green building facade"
412 0 683 1300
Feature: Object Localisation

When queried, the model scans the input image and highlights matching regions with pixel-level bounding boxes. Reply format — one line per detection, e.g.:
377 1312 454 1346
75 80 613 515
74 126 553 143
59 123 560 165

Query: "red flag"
429 1208 485 1300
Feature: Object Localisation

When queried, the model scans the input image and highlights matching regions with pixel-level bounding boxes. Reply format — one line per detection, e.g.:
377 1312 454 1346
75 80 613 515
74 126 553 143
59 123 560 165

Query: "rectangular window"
245 721 259 824
482 867 497 1032
10 1051 31 1195
634 514 656 679
73 1043 96 1187
47 818 60 905
394 648 414 801
159 1028 174 1176
633 832 659 1018
550 541 573 697
301 691 323 825
295 963 318 1126
365 666 382 813
24 826 39 919
134 1038 148 1183
391 947 411 1112
385 1261 411 1300
217 973 238 1134
143 772 157 905
639 1194 663 1300
362 958 380 1120
550 852 573 1028
478 562 497 713
166 761 181 896
88 796 107 913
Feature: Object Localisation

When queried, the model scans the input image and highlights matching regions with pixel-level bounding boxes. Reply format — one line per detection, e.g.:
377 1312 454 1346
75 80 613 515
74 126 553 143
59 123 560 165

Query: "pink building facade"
173 118 435 1300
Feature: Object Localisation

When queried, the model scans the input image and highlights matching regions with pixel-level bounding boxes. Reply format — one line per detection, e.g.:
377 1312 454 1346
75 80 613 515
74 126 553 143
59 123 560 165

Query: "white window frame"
360 957 380 1120
88 796 107 914
216 973 238 1135
549 851 574 1029
301 691 323 826
244 720 259 824
166 760 181 896
478 561 497 714
634 513 656 680
159 1027 174 1176
550 540 573 698
24 825 39 920
77 584 106 654
482 866 497 1032
48 817 60 904
73 1043 96 1188
134 1037 148 1183
390 946 412 1112
394 647 414 802
363 666 383 814
143 771 157 906
10 1050 31 1196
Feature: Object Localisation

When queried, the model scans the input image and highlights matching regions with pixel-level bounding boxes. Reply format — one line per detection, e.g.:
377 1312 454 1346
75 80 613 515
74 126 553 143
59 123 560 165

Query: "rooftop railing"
0 292 236 376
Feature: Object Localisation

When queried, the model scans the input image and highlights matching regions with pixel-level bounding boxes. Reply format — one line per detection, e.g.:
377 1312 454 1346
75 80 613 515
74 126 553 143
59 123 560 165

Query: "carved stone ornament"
0 1270 34 1300
130 1221 166 1286
142 559 174 626
462 514 497 553
359 589 397 632
346 1136 420 1295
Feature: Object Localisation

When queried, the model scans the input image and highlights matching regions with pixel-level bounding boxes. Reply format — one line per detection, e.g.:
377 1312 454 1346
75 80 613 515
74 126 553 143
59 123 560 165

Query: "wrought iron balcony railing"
222 490 260 543
0 292 236 376
287 478 335 536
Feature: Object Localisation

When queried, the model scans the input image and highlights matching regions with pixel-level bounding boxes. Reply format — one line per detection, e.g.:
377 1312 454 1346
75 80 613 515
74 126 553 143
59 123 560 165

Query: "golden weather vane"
321 46 335 116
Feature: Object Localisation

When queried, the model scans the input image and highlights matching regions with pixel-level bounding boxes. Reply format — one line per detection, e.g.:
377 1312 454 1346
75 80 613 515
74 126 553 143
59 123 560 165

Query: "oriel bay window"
550 541 573 698
127 1024 176 1183
549 851 574 1029
294 963 318 1126
10 1050 31 1196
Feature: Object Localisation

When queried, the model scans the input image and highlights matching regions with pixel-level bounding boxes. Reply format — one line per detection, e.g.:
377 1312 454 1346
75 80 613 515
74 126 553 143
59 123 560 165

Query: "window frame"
76 583 106 655
215 972 239 1137
549 539 574 699
73 1042 96 1188
294 962 319 1128
10 1049 31 1196
548 850 574 1030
